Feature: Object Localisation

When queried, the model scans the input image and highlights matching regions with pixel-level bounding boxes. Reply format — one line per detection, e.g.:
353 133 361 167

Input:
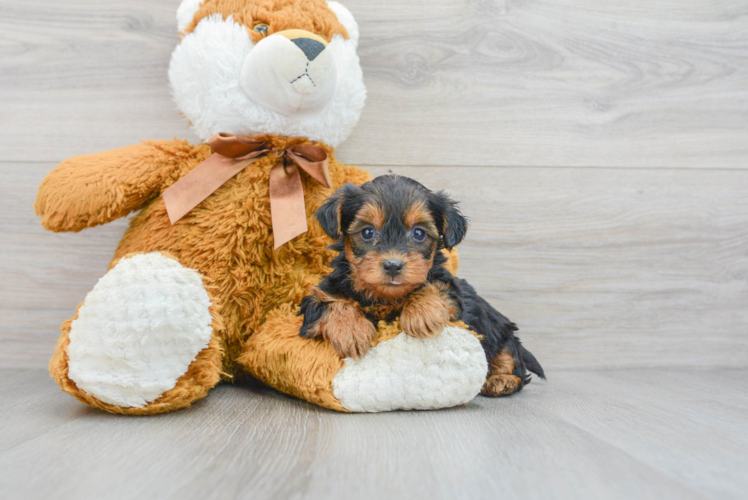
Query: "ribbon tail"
269 162 309 249
286 147 332 188
163 153 256 224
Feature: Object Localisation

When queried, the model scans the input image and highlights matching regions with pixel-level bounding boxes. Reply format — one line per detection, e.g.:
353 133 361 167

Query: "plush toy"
35 0 489 415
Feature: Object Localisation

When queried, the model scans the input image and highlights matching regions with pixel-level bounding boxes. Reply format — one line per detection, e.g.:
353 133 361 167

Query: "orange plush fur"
183 0 349 42
38 134 464 412
37 135 372 407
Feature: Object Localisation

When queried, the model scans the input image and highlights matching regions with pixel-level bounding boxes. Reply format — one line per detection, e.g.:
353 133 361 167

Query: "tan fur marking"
481 350 522 397
184 0 349 42
347 245 435 302
348 202 385 232
308 286 376 359
400 283 455 339
441 248 460 275
491 349 515 375
360 303 398 322
404 199 438 237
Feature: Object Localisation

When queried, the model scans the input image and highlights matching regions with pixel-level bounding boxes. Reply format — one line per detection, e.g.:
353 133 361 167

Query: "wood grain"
1 0 747 167
1 369 746 500
3 163 747 370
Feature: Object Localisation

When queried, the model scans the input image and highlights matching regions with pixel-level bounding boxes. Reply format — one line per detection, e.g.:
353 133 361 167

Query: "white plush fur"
177 0 204 34
239 33 337 115
67 253 213 408
327 2 359 46
169 5 366 147
332 327 488 412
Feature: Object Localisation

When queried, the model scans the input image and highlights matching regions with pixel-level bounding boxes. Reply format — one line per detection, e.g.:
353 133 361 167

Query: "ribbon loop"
208 133 271 160
162 133 332 249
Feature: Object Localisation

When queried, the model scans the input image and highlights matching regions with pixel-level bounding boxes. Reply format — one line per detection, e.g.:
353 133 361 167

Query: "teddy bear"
34 0 489 415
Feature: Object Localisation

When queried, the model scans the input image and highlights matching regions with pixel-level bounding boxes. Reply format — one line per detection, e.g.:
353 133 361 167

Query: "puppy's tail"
520 345 545 380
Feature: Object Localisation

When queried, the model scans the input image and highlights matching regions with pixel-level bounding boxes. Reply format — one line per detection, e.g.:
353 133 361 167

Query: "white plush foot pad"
332 326 488 412
67 253 213 408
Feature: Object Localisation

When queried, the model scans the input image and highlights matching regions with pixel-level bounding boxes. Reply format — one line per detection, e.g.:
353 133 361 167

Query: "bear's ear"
327 1 359 46
430 191 468 249
177 0 204 34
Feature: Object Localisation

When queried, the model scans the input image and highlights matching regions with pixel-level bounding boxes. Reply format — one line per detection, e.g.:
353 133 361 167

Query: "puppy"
299 175 545 396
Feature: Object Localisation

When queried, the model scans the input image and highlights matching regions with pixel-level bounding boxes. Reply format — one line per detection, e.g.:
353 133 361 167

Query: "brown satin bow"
162 132 331 249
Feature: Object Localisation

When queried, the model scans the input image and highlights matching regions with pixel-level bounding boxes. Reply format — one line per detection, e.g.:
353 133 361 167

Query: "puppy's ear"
444 205 468 249
316 188 344 239
316 183 364 239
431 191 468 249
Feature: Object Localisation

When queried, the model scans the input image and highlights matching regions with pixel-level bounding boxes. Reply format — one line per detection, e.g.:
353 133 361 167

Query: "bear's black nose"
382 259 404 278
291 37 326 61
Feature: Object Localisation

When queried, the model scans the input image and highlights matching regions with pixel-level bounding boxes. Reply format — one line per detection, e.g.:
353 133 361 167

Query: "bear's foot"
333 325 488 412
50 252 223 415
239 308 488 412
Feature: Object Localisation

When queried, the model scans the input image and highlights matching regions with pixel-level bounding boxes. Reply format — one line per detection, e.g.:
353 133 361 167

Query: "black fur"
429 190 468 249
300 175 545 391
298 293 329 338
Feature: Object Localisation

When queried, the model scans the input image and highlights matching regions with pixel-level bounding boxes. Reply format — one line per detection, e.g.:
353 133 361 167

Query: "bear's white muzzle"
240 30 337 116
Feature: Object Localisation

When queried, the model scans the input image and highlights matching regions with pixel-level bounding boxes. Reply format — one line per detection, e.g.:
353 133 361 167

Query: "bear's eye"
360 227 376 241
412 227 427 242
253 23 269 36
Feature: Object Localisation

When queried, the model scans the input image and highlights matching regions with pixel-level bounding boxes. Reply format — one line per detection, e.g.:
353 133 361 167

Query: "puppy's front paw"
401 286 452 339
322 304 377 360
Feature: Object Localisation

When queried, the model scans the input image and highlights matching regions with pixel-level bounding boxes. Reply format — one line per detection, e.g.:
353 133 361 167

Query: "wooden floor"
1 369 746 500
2 0 748 498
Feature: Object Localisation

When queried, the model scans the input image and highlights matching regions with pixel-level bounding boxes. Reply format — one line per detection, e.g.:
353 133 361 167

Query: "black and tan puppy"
299 175 545 396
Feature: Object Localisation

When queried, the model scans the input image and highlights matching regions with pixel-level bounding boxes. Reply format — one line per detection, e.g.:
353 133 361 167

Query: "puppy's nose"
291 38 325 61
382 259 404 277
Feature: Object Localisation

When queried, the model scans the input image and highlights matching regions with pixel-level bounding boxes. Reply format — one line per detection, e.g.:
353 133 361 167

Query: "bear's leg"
237 305 488 412
49 252 223 415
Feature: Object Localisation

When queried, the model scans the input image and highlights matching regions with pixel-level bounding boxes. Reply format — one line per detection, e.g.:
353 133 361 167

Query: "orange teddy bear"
35 0 489 415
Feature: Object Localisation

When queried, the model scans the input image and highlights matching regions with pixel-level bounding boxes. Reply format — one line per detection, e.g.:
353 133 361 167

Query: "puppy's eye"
360 226 376 241
253 23 269 36
412 227 427 242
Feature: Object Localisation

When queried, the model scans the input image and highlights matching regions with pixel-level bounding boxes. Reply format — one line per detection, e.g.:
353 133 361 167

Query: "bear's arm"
35 140 190 232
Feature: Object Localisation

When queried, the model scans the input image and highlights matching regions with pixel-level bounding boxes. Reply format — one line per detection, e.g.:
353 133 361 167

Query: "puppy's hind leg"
481 349 525 397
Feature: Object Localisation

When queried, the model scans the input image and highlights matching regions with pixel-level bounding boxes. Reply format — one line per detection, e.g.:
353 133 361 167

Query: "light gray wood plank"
3 163 747 370
346 0 748 168
541 370 748 499
0 162 129 368
0 0 196 162
6 369 743 500
603 369 748 408
1 1 747 167
0 369 87 452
